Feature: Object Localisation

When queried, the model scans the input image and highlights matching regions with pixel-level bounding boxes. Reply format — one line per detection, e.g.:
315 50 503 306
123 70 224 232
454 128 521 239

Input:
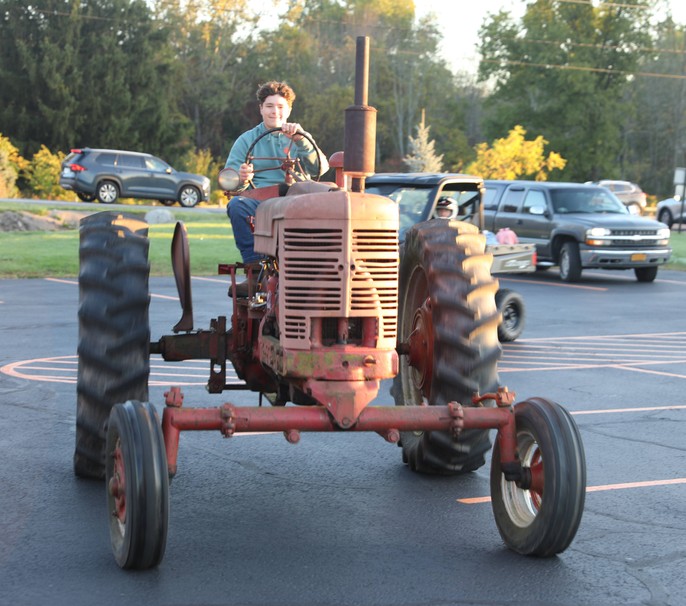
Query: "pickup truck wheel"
496 288 525 342
74 212 151 479
491 398 586 556
392 220 501 474
634 266 658 282
559 241 582 282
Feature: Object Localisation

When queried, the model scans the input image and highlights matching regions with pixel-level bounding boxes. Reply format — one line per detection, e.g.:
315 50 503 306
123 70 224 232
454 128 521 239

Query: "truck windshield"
551 189 628 214
365 185 433 238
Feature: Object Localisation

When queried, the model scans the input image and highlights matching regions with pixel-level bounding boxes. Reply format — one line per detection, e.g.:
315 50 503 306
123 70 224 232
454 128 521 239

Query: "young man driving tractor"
224 81 329 267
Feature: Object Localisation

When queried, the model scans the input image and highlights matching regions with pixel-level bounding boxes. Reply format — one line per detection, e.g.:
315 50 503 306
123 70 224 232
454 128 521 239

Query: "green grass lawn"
0 204 240 278
666 228 686 270
1 203 684 278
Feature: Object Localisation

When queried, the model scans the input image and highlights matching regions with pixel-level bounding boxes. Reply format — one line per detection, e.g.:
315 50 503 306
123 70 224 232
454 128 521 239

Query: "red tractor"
74 37 585 570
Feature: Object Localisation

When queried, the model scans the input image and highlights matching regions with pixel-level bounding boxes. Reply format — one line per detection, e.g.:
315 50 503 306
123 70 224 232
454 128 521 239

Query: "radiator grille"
280 226 398 348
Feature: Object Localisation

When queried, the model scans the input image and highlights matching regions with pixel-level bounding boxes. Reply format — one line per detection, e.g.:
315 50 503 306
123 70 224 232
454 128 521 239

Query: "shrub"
180 148 225 206
25 146 78 201
0 133 28 198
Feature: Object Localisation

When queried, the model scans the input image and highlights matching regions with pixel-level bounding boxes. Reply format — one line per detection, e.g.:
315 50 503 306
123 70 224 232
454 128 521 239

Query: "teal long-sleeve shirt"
225 123 329 191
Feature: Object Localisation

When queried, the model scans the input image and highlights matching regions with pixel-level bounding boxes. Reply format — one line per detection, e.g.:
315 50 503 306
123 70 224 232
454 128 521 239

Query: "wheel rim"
180 187 199 207
502 301 519 332
559 250 569 278
499 431 543 528
99 183 117 203
107 429 128 555
109 439 127 530
407 298 434 399
402 267 431 408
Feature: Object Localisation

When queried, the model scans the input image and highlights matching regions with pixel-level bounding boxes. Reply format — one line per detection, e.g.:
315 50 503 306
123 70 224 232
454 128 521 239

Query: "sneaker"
232 279 250 298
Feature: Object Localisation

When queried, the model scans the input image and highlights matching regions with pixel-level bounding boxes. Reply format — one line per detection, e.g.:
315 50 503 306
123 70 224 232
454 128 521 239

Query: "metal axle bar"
161 402 517 477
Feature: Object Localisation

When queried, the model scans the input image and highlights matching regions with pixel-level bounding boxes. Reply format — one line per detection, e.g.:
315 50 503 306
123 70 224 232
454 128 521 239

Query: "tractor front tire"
490 398 586 556
106 401 169 569
74 212 151 479
392 220 501 474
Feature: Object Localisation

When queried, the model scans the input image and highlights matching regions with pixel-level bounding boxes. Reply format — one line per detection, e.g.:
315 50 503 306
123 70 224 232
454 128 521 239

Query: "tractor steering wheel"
244 127 321 189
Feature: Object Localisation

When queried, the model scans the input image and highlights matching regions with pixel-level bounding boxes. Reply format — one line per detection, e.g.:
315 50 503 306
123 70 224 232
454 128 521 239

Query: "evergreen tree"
403 110 444 172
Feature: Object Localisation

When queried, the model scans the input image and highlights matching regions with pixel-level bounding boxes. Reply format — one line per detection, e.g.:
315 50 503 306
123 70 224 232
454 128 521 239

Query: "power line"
482 57 686 79
520 37 686 56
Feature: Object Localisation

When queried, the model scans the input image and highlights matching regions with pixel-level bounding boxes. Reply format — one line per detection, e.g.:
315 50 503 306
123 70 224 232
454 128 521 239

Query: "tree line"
1 0 684 199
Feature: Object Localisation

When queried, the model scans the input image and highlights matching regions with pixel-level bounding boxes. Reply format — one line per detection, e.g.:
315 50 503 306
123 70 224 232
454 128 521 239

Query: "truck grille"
609 229 662 246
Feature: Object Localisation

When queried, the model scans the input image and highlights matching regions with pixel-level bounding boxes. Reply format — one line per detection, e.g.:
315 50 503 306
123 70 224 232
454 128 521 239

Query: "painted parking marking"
457 478 686 505
44 276 220 300
500 332 686 376
572 404 686 415
0 355 243 386
45 277 179 300
499 276 607 291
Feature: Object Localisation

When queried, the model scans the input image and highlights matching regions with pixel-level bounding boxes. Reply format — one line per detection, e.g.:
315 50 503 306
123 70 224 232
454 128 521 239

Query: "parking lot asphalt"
1 267 685 606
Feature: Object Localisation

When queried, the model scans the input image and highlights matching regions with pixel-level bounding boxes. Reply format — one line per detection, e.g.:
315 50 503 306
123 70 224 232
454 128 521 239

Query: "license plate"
631 253 647 261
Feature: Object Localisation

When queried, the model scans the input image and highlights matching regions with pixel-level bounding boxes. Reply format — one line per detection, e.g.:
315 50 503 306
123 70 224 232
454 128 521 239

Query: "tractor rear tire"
392 220 501 474
74 212 151 480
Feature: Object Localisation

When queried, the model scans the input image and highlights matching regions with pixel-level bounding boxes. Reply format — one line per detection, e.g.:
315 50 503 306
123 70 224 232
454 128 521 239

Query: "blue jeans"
227 196 261 263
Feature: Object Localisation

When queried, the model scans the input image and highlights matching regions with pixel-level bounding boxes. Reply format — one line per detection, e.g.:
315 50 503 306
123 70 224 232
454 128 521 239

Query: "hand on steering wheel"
243 127 321 190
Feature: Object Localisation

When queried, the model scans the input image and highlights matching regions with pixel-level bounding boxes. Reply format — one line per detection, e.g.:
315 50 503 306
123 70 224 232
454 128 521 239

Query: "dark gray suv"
59 148 211 207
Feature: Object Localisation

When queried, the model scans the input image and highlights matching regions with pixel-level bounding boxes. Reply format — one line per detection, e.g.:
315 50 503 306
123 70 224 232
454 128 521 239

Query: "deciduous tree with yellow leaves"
465 125 566 181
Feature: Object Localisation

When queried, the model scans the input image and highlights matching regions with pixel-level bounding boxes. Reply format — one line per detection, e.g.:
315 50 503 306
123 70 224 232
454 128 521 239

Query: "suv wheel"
97 180 119 204
178 185 200 208
657 208 673 228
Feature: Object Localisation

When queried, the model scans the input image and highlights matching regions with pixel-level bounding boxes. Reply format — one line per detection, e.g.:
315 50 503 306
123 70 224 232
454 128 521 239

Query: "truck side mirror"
529 205 546 216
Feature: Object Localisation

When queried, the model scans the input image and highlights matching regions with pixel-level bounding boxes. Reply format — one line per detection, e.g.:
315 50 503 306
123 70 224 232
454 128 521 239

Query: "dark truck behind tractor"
365 172 535 341
482 180 671 283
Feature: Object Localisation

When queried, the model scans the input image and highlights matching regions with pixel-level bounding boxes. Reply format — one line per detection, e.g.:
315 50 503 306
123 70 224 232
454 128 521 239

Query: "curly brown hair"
256 81 296 107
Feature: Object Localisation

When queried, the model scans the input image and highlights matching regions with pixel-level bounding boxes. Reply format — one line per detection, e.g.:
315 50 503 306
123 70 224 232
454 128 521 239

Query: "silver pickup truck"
483 180 672 282
365 173 534 341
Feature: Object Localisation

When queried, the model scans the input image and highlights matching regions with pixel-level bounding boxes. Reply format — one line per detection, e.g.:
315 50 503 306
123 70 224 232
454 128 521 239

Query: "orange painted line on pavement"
457 478 686 505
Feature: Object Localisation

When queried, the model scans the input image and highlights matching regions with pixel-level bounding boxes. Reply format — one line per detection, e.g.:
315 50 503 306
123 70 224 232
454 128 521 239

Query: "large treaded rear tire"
74 212 151 480
391 220 501 474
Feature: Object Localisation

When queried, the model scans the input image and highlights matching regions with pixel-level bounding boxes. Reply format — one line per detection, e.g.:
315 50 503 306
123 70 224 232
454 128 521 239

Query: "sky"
414 0 686 74
250 1 686 75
